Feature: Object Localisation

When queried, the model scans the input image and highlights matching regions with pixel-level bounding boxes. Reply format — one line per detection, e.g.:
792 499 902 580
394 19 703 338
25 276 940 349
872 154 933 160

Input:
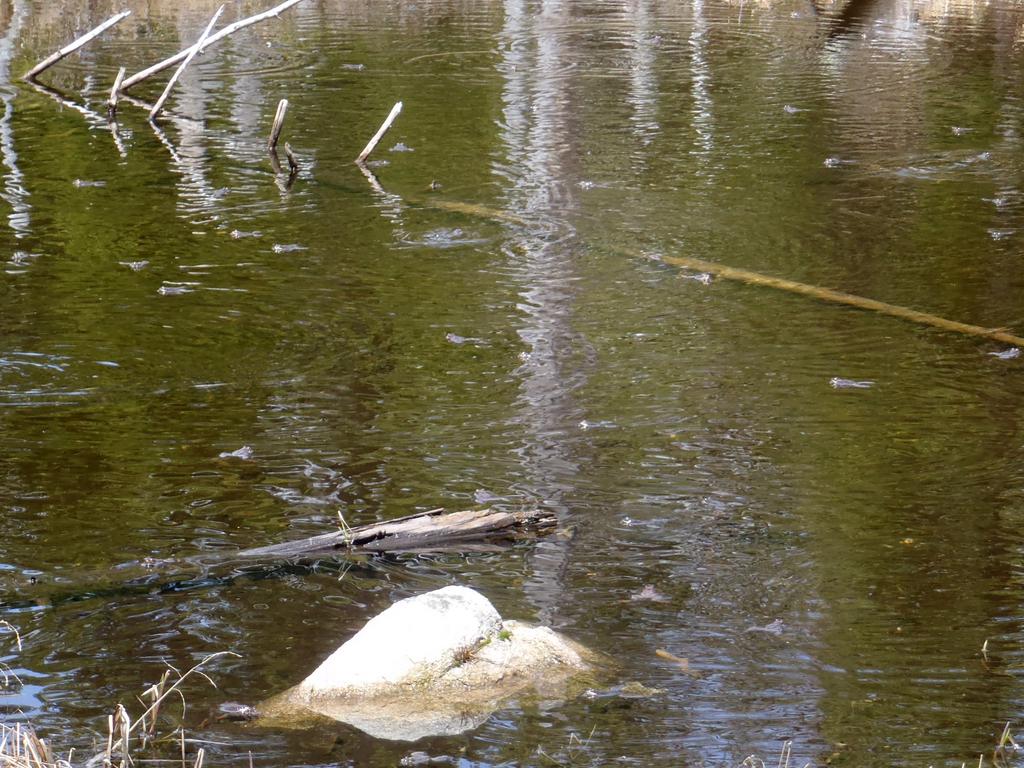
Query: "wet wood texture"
238 507 559 559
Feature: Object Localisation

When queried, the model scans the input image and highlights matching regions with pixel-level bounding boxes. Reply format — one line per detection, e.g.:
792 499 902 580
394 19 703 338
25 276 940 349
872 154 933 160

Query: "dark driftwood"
238 507 558 559
0 508 559 614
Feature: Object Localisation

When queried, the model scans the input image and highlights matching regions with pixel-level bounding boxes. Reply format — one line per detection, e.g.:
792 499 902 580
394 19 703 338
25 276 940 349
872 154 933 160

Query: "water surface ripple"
2 1 1024 767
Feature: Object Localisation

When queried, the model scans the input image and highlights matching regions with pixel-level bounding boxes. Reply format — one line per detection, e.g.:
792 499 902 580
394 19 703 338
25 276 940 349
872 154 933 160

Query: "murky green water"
4 0 1024 765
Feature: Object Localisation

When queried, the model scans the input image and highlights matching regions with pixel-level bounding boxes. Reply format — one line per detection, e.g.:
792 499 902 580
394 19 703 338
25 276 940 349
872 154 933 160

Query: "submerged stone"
260 585 601 741
217 702 260 721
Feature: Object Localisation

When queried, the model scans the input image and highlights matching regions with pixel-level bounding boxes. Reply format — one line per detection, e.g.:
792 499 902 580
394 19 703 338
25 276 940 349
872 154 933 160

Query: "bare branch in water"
24 11 131 81
355 101 402 164
108 66 126 117
150 5 225 121
268 98 289 152
121 0 308 92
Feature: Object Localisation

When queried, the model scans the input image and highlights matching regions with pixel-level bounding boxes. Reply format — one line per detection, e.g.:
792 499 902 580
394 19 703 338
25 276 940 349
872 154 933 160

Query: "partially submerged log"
238 507 558 559
0 509 559 614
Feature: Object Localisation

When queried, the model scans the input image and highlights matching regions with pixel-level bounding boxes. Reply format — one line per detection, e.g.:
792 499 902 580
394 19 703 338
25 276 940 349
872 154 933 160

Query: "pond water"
3 0 1024 765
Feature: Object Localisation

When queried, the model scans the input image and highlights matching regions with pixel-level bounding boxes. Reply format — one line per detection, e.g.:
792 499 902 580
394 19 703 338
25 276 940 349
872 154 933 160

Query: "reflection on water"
689 0 715 167
0 1 30 237
2 0 1024 766
497 0 585 623
625 0 659 151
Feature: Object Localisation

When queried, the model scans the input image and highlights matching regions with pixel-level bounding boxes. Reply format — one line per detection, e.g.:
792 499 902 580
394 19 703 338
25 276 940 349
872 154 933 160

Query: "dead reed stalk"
0 621 24 707
0 723 64 768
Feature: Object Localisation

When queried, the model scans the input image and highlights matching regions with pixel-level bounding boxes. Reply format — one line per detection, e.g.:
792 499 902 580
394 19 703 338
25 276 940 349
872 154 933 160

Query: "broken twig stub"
356 101 402 164
24 10 131 82
150 5 225 121
268 98 289 151
283 142 299 173
108 66 126 117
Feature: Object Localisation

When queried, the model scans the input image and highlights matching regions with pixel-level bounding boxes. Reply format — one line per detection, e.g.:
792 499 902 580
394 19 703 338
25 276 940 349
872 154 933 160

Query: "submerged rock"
217 702 260 721
630 584 669 602
989 347 1021 360
260 585 601 741
829 377 874 389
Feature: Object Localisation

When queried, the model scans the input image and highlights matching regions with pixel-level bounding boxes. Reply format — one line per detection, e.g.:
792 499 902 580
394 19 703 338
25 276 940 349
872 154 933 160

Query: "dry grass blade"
998 722 1017 750
0 621 23 693
144 671 172 741
0 723 61 768
739 742 808 768
0 621 23 652
0 661 24 693
116 704 131 768
106 714 114 765
1 683 250 768
23 728 44 768
336 511 354 548
534 725 597 766
994 722 1020 768
777 740 791 768
125 653 237 745
81 651 239 768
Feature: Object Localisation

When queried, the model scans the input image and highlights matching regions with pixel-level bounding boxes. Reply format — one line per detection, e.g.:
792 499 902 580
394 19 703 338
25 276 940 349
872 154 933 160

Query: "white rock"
299 585 502 698
261 585 601 741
